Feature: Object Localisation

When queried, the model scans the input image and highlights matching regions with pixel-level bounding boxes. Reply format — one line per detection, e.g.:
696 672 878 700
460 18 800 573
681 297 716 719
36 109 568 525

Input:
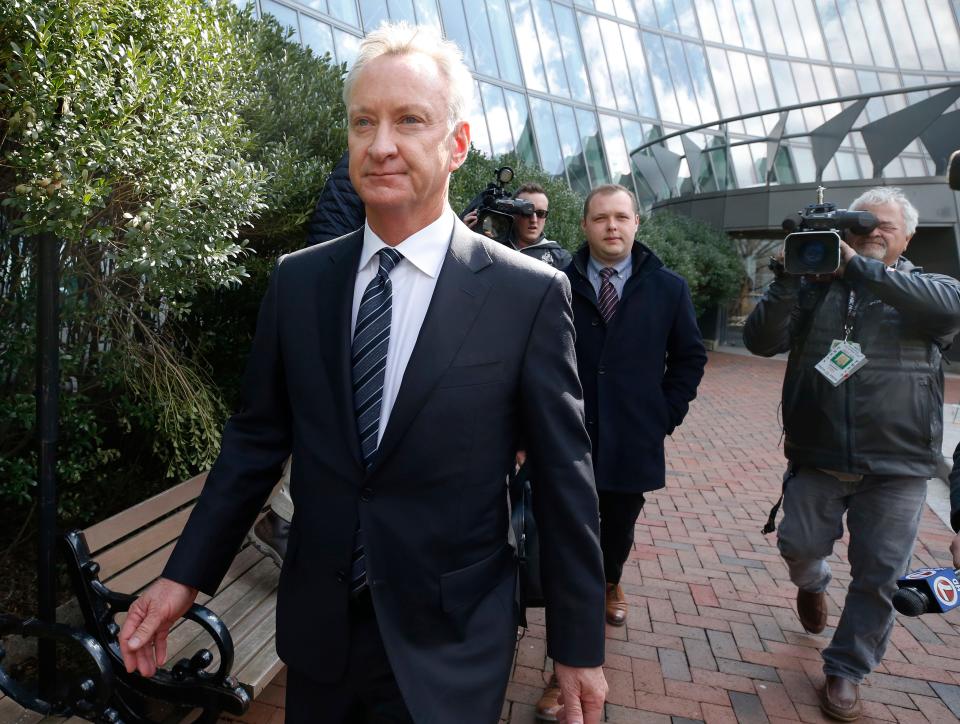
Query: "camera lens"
801 241 826 266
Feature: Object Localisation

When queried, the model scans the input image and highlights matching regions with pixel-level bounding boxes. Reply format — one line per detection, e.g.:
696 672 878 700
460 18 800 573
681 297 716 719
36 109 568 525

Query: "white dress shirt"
351 208 454 446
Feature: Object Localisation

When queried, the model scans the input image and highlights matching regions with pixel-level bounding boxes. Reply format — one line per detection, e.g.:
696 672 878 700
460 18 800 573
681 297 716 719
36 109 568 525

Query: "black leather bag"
509 464 544 625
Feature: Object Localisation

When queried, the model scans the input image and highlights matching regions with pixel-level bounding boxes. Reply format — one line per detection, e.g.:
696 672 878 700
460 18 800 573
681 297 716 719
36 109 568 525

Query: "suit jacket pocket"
437 361 503 389
440 544 515 612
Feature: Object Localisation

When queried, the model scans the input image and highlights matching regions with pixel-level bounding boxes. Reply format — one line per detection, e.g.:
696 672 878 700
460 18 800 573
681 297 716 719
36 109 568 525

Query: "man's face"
846 200 912 267
512 192 549 247
581 190 639 266
347 52 469 226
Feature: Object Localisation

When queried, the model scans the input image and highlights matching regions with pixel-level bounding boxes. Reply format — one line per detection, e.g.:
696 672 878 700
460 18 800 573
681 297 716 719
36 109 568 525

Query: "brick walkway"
222 351 960 723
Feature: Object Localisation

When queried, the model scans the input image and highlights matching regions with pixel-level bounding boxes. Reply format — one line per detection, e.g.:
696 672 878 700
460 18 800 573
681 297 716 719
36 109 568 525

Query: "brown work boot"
535 675 561 721
248 509 290 567
797 589 827 634
820 674 861 721
606 583 627 626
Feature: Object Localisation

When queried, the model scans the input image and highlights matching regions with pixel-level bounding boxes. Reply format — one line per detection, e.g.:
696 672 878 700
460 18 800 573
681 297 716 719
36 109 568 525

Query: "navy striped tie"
598 266 619 323
350 247 403 596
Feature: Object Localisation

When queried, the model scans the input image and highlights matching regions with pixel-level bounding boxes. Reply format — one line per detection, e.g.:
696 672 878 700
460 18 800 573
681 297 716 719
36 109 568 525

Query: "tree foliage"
0 0 346 521
640 211 744 316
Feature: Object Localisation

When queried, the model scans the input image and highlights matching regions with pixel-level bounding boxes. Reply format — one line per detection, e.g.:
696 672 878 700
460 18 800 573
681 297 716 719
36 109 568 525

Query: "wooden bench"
0 471 282 722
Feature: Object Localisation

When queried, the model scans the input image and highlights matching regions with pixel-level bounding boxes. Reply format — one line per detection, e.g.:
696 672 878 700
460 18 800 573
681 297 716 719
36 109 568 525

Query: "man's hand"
554 663 607 724
950 532 960 569
463 209 479 229
118 577 198 677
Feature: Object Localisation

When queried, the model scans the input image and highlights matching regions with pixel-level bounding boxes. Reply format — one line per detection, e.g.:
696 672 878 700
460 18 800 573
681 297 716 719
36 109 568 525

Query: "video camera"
461 166 534 246
781 188 878 275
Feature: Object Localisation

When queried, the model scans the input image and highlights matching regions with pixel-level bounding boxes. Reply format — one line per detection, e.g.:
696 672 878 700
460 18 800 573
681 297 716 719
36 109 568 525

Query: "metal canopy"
919 109 960 175
765 113 788 183
809 99 868 181
860 86 960 178
681 134 703 191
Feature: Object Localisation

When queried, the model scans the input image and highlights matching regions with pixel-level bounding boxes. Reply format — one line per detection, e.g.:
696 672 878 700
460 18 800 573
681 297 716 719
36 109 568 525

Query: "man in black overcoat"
118 22 608 724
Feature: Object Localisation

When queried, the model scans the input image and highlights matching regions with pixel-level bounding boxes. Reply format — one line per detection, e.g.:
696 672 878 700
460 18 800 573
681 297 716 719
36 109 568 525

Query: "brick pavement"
221 351 960 723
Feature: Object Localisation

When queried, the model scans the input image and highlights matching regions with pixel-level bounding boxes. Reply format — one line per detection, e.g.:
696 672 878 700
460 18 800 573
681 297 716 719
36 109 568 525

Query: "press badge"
815 340 867 386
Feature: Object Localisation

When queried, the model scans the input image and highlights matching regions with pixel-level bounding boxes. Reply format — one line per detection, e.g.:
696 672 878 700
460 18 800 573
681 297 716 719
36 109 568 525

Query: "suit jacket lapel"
371 221 493 473
317 230 364 469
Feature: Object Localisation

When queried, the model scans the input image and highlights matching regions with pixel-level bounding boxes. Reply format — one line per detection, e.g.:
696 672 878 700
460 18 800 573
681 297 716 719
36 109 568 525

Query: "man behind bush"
744 187 960 721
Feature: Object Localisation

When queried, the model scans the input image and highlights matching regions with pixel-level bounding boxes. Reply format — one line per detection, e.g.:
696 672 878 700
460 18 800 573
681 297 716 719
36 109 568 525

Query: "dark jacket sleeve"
662 278 707 432
950 443 960 533
163 262 292 594
742 273 803 356
844 255 960 346
520 272 605 668
306 151 365 245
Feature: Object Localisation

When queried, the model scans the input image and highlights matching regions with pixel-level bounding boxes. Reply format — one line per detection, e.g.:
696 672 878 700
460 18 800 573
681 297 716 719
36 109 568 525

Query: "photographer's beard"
851 236 887 262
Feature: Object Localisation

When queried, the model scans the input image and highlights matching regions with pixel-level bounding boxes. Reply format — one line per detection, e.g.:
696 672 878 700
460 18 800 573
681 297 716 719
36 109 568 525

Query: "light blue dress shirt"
587 254 633 300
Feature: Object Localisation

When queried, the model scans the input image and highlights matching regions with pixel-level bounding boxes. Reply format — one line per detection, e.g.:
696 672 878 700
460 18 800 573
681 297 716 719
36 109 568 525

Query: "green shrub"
0 0 346 522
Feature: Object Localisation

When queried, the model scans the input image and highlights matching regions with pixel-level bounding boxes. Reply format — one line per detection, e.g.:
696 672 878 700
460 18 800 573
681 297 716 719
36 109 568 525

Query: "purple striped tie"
598 266 619 323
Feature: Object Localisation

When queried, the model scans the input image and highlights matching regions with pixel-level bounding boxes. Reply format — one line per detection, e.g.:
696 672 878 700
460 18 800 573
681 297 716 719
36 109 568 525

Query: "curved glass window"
532 0 571 97
654 0 679 33
727 51 764 136
438 0 475 70
857 0 895 67
929 0 960 71
685 42 719 125
510 0 548 91
746 55 777 132
714 0 744 47
467 4 500 78
553 103 590 196
775 0 807 58
622 27 658 118
634 0 658 27
262 0 300 41
835 1 872 66
576 109 611 184
664 37 701 125
553 4 590 102
732 0 764 51
579 13 617 110
906 1 945 70
674 0 700 37
879 0 921 69
792 0 828 60
706 47 745 132
486 0 523 84
752 0 785 54
412 0 441 27
696 0 723 42
328 0 359 26
468 80 493 156
301 15 335 58
613 0 636 22
814 0 852 64
334 28 361 67
600 18 638 115
504 90 538 166
530 97 565 176
600 114 640 195
359 0 389 30
645 32 682 124
480 83 514 156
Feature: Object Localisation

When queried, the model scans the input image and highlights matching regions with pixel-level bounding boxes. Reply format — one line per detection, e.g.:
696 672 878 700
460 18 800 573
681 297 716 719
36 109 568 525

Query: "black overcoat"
565 243 707 493
163 221 605 724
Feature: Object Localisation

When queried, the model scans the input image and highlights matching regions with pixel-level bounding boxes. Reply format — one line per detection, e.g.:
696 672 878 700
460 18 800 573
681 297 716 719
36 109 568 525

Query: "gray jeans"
777 466 927 683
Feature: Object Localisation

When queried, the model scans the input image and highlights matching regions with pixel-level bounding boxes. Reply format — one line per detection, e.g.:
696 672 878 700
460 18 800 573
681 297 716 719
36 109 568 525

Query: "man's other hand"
118 577 198 677
555 663 607 724
463 209 479 229
951 532 960 569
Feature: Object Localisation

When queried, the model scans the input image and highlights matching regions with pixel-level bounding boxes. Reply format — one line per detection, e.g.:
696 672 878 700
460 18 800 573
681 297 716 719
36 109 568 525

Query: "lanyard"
844 288 858 341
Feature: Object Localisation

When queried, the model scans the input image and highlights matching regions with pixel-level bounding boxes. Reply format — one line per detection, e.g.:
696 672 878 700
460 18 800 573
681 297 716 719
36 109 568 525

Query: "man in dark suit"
118 22 607 724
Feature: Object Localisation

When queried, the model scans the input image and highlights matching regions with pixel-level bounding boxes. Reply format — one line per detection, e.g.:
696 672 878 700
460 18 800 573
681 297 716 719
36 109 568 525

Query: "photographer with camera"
464 181 571 268
744 187 960 721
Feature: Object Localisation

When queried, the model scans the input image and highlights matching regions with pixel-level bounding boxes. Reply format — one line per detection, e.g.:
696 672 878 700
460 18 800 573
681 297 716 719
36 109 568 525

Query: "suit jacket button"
598 366 606 375
592 318 600 326
360 487 374 502
336 570 347 583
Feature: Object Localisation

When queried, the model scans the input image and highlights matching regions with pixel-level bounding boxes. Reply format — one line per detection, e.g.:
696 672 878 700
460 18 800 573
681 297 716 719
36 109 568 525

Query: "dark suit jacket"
565 243 707 494
164 220 605 723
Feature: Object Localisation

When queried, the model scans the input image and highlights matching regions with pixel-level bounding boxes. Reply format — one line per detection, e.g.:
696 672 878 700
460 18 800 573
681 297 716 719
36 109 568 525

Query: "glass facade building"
238 0 960 210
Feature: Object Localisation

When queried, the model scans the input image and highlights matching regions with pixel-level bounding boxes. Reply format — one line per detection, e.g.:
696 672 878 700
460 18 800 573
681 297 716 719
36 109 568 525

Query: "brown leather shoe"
535 675 561 721
248 509 290 567
820 674 861 721
797 588 827 634
606 583 627 626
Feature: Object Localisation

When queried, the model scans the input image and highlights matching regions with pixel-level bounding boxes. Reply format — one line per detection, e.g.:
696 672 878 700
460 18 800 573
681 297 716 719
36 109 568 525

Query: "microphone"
949 150 960 191
893 567 960 616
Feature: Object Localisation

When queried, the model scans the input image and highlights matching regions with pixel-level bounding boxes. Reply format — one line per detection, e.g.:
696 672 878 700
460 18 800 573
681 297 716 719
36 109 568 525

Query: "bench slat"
230 600 282 699
93 505 194 581
82 472 206 554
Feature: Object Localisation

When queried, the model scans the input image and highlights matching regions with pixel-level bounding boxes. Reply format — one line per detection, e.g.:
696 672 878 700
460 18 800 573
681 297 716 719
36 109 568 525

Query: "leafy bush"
640 211 744 315
0 0 346 522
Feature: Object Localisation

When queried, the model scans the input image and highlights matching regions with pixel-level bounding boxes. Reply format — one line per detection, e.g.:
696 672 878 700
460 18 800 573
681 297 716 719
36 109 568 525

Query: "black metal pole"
36 232 59 700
